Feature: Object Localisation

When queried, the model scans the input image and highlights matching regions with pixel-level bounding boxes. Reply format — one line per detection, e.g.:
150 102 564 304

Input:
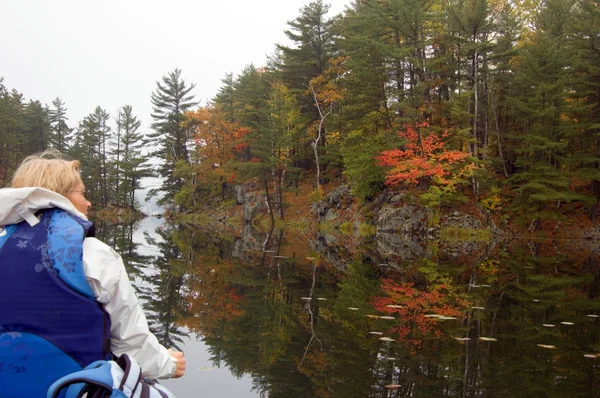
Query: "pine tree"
22 100 51 153
507 0 590 228
276 0 340 176
48 97 72 152
72 113 101 203
71 107 111 207
149 69 198 210
276 0 338 97
113 105 151 209
566 0 600 221
0 81 25 181
231 65 276 222
213 73 236 123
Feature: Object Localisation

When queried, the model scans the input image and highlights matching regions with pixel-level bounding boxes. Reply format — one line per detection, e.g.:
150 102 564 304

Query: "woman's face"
66 181 91 216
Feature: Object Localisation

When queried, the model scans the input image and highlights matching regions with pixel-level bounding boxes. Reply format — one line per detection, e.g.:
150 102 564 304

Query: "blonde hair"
11 149 83 196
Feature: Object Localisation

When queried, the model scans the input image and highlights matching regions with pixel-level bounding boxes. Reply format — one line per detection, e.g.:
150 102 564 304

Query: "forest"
1 0 600 231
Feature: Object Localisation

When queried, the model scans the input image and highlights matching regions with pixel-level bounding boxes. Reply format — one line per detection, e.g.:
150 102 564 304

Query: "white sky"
2 0 351 131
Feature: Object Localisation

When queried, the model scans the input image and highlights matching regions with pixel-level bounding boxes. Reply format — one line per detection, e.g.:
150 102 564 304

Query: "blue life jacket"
0 208 111 398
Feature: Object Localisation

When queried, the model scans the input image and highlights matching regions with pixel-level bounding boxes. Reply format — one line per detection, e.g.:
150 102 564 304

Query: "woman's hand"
168 349 186 378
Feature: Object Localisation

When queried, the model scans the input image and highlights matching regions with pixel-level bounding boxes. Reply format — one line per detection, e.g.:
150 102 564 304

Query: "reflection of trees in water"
103 219 600 397
95 221 152 277
98 220 189 350
138 224 189 349
181 224 600 397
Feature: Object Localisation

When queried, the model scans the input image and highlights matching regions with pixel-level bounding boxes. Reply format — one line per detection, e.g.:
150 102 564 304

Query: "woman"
0 150 185 397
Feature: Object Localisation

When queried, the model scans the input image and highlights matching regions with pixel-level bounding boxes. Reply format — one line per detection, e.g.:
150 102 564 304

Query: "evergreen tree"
507 0 590 228
213 73 237 124
567 0 600 221
72 113 101 204
0 81 25 182
22 100 51 154
276 0 340 176
149 69 198 210
48 97 72 152
72 107 111 207
91 107 112 207
113 105 151 209
231 65 276 221
276 0 339 97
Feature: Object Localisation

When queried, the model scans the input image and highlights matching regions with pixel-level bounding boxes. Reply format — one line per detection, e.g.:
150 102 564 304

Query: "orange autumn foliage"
372 278 468 350
378 122 473 187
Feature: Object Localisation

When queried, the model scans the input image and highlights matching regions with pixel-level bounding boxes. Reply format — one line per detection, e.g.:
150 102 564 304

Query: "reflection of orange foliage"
297 350 334 398
372 279 468 350
181 257 244 333
377 122 472 186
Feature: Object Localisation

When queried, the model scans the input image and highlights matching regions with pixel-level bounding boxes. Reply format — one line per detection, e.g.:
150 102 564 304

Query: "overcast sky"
2 0 351 131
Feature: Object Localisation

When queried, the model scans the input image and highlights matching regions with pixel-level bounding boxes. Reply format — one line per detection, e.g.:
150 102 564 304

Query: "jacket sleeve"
82 237 176 379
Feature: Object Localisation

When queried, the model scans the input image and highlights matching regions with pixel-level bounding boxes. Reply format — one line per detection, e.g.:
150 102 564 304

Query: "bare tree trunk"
278 145 289 220
472 48 480 197
309 85 334 191
263 179 275 226
490 86 509 178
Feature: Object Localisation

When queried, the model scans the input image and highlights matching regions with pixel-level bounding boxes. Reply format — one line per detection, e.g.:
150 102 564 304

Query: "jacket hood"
0 187 87 227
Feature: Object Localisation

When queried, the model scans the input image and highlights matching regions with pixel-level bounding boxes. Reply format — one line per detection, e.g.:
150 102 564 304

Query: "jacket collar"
0 187 87 226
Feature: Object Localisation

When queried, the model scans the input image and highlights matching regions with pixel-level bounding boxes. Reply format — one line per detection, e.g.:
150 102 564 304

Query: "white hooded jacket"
0 187 176 379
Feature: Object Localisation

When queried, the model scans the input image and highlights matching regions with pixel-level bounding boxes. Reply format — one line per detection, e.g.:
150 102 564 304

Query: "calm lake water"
97 217 600 398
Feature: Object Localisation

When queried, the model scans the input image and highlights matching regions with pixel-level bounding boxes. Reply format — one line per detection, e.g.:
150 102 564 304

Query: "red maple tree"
372 278 469 351
377 122 473 188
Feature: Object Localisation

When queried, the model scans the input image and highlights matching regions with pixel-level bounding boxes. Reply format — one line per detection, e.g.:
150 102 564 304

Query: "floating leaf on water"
542 324 555 328
584 354 598 359
560 321 575 326
365 315 380 319
472 306 485 310
386 305 403 309
368 331 383 335
537 344 556 349
301 297 312 301
587 314 599 318
379 337 395 342
379 316 396 320
479 337 498 342
385 384 401 390
316 298 327 301
348 307 359 311
455 337 471 342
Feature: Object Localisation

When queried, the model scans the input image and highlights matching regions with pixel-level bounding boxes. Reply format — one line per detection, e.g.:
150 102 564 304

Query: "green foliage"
149 68 198 210
112 105 151 209
340 129 391 201
4 0 600 229
48 97 72 153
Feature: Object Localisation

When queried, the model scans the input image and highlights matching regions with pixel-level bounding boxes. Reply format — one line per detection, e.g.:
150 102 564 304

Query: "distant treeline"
2 0 600 228
0 87 150 210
